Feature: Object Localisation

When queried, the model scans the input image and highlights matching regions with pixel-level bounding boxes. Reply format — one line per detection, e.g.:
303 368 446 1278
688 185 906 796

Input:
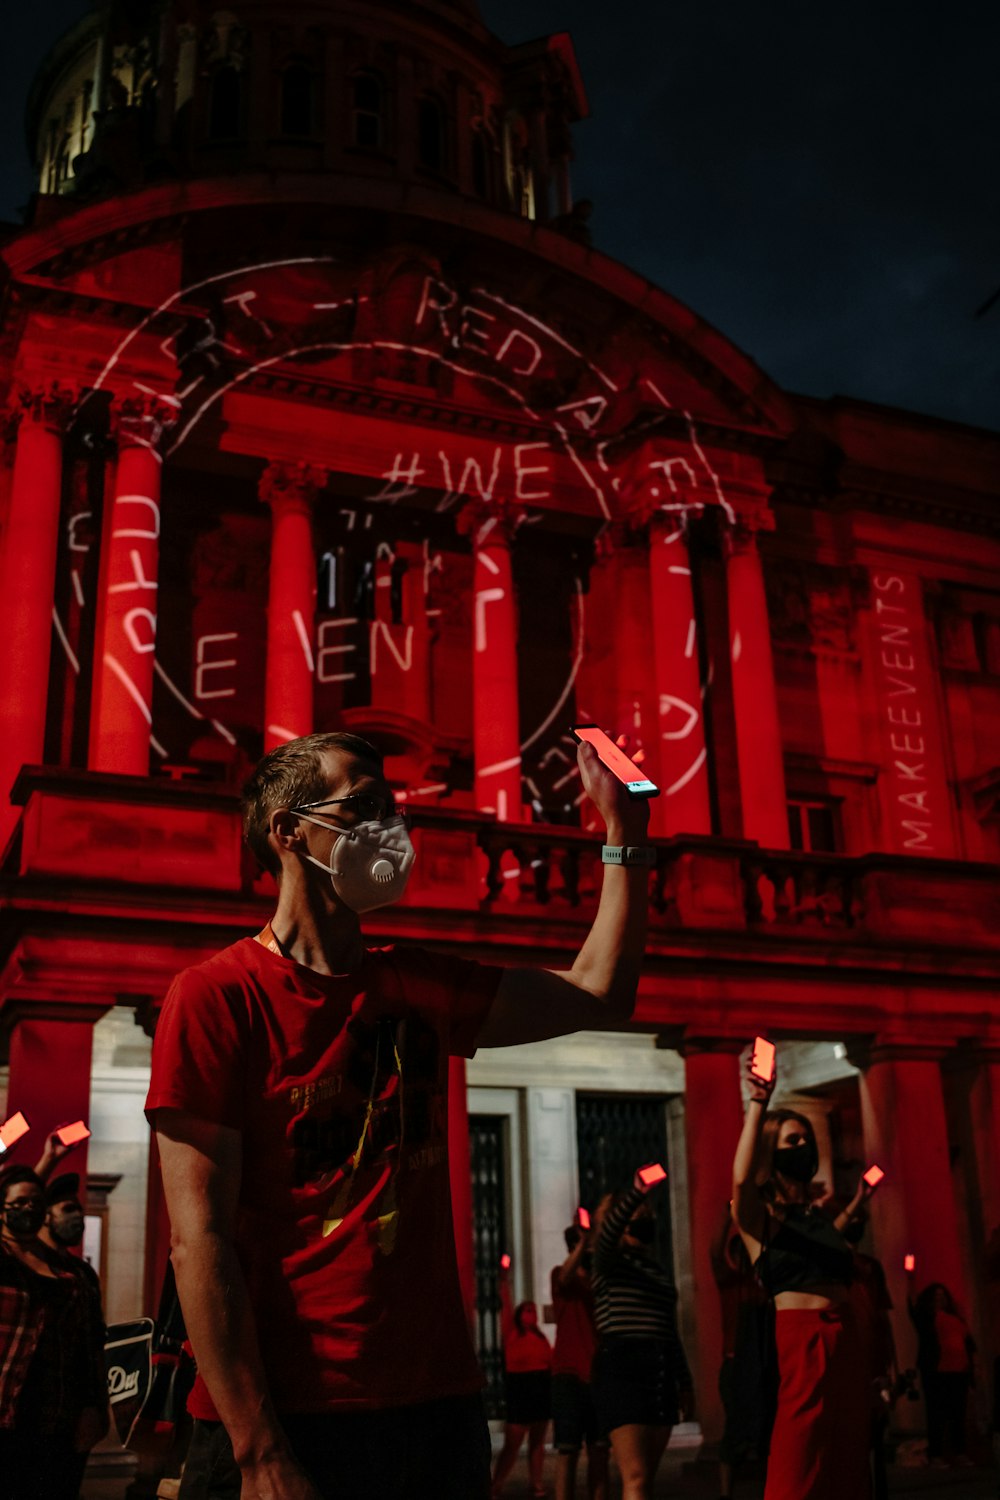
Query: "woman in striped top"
590 1167 692 1500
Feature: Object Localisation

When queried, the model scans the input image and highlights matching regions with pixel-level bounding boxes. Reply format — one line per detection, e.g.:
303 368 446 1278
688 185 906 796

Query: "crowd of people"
0 730 993 1500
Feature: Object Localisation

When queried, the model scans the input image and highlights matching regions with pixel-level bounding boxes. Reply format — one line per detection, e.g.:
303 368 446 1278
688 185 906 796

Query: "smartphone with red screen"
750 1037 776 1085
0 1112 30 1152
904 1253 915 1273
863 1164 885 1189
500 1253 511 1270
56 1120 91 1147
570 725 660 799
638 1163 667 1187
577 1207 591 1231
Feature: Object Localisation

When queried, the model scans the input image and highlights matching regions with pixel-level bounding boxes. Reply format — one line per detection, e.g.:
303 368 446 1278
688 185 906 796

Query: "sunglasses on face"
293 792 397 824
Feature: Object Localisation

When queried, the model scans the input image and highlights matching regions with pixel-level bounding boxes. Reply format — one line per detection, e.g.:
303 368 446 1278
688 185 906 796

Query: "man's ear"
269 808 303 858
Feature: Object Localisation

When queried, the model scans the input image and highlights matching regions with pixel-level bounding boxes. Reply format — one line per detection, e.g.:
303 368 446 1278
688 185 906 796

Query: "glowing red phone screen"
578 1207 591 1230
0 1112 30 1152
571 726 660 798
500 1253 511 1269
57 1120 91 1147
904 1254 915 1272
639 1163 667 1187
750 1037 776 1083
863 1164 885 1188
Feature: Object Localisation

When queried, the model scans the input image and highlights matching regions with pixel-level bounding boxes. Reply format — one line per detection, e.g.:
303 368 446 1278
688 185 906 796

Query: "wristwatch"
601 845 657 867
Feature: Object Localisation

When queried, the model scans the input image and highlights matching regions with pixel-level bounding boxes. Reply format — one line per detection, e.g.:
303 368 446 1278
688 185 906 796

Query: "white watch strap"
602 844 657 867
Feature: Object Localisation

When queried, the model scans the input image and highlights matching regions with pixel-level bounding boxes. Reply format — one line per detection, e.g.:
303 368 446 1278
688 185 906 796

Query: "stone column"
448 1056 475 1332
4 1004 110 1190
0 386 75 842
680 1036 746 1442
89 396 174 775
457 498 522 822
648 516 712 835
855 1038 968 1373
724 502 789 847
259 463 326 753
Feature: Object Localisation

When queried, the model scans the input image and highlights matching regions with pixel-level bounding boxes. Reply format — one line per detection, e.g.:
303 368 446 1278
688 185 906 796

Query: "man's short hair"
241 732 384 874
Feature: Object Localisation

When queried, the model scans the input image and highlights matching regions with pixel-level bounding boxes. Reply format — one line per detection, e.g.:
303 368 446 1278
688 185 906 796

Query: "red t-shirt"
145 936 502 1418
550 1266 596 1380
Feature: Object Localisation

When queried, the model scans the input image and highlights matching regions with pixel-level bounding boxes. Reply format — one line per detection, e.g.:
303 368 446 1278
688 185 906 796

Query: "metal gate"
575 1092 674 1266
469 1113 508 1417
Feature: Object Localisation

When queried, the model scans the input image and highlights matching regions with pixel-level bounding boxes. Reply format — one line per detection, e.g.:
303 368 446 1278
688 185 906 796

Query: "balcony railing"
5 767 999 955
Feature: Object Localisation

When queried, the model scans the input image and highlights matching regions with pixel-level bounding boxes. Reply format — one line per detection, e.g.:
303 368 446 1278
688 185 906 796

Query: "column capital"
111 393 178 454
724 495 777 556
258 460 327 515
7 382 79 440
675 1030 746 1060
847 1033 952 1071
455 494 520 547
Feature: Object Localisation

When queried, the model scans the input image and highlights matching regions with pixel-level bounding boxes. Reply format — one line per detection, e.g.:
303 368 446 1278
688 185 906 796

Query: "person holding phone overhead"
146 729 652 1500
590 1164 692 1500
731 1043 871 1500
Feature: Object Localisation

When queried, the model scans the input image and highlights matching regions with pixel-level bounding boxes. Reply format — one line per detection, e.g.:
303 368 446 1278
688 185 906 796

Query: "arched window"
281 62 315 137
209 65 242 140
417 95 446 173
351 70 384 149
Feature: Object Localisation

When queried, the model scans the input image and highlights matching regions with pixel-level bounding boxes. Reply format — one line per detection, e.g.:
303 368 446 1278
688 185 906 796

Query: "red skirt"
764 1306 872 1500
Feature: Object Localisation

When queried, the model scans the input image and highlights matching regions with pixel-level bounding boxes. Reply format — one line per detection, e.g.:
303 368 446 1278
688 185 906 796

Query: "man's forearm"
172 1231 287 1466
569 845 649 1012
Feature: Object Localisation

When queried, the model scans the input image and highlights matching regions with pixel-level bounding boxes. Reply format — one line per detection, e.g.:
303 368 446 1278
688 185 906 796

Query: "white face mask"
296 812 415 913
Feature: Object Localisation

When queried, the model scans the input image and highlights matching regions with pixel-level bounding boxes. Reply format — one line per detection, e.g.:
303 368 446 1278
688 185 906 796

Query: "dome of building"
25 0 587 228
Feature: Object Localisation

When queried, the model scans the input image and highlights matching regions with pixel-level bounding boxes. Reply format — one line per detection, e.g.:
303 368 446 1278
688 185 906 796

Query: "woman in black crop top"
732 1047 872 1500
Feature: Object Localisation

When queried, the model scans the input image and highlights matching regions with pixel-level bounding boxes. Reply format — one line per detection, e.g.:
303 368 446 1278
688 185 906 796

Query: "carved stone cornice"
258 460 327 514
723 494 777 556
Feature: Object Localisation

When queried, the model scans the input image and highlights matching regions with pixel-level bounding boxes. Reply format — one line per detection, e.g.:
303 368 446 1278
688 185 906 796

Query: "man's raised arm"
474 740 650 1048
155 1108 321 1500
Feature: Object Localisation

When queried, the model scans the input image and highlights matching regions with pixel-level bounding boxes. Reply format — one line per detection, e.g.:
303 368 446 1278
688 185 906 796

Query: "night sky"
1 0 998 433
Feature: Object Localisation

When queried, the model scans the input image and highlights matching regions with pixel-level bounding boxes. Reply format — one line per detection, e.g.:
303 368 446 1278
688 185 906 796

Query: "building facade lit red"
2 0 999 1443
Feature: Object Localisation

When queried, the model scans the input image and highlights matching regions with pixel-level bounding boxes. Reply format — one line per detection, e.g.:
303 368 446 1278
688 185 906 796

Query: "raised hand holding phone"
571 724 660 800
744 1039 777 1102
0 1112 30 1153
56 1120 91 1148
634 1162 667 1193
862 1164 885 1193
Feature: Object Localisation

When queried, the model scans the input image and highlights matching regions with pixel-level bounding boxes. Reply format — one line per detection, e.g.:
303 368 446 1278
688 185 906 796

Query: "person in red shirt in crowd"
146 730 651 1500
550 1221 608 1500
908 1274 977 1468
491 1256 553 1498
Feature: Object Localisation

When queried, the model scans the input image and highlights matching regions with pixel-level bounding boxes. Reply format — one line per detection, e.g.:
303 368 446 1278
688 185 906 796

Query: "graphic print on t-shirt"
289 1009 445 1255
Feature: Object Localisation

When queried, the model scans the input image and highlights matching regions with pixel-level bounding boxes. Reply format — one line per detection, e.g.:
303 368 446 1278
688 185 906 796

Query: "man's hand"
576 740 650 843
34 1128 76 1181
239 1453 323 1500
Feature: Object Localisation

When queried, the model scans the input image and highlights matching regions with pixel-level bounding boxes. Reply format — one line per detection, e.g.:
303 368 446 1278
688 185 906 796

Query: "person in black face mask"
40 1174 110 1468
731 1050 871 1500
0 1164 105 1499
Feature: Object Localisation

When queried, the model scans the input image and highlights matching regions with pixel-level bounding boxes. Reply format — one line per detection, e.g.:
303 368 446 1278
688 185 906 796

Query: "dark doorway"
470 1114 508 1417
576 1092 674 1267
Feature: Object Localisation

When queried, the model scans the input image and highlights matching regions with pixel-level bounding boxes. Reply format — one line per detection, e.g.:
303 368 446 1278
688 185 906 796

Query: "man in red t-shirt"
146 729 651 1500
550 1224 608 1500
